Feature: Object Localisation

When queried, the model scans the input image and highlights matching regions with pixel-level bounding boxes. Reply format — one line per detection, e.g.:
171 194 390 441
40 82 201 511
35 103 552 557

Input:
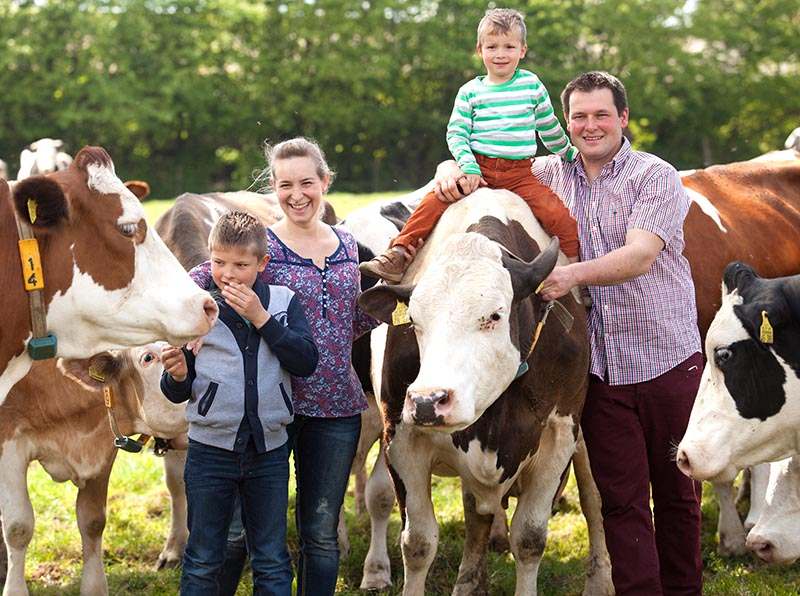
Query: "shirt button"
236 438 243 445
247 379 255 386
236 322 244 329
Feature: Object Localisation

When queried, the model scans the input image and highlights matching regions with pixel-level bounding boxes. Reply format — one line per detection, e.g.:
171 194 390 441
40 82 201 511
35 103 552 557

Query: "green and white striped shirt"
446 69 578 175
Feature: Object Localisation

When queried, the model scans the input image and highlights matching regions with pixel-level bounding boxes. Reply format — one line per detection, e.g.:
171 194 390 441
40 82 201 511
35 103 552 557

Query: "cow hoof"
156 553 181 570
360 560 391 591
488 533 510 553
718 531 748 557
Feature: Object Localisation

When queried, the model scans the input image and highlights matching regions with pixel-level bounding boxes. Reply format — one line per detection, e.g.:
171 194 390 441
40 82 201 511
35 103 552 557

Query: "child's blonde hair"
476 8 526 46
208 210 268 259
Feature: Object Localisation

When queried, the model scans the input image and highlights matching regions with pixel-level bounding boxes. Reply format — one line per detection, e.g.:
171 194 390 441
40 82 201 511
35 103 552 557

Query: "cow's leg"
743 463 771 533
157 449 189 569
573 432 614 596
360 447 394 590
488 505 510 553
452 487 492 596
389 436 437 596
713 479 747 556
0 450 33 596
510 413 576 596
75 473 111 596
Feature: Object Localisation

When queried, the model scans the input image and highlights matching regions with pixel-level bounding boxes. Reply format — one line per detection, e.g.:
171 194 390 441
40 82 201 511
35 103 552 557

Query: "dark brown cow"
359 189 612 595
0 345 188 596
0 147 217 405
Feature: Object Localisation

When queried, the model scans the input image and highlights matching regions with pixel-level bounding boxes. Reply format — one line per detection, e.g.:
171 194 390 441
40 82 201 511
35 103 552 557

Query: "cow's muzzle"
406 388 453 426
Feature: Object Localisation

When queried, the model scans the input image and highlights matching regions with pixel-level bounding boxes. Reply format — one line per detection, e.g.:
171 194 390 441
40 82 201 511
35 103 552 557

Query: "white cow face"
746 455 800 564
677 272 800 481
130 342 187 438
403 234 520 430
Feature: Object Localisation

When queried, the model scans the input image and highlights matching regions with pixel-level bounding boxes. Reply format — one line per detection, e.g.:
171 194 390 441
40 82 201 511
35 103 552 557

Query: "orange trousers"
392 153 579 258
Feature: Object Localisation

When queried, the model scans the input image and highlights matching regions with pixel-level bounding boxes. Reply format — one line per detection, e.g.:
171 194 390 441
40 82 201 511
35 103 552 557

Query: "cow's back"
682 161 800 337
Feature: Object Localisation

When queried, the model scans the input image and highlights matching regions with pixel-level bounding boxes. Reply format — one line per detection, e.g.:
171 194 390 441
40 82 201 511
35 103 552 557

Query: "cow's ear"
124 180 151 201
73 146 114 172
723 261 759 295
359 283 415 324
58 352 124 392
12 176 68 228
502 237 560 301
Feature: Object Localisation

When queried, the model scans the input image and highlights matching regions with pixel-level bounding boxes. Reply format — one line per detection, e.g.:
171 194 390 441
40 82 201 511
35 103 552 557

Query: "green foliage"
0 0 797 193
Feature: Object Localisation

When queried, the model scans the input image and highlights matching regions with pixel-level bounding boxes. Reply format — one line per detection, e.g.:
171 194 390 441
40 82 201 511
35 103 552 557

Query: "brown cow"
0 147 217 405
0 345 188 596
358 189 612 595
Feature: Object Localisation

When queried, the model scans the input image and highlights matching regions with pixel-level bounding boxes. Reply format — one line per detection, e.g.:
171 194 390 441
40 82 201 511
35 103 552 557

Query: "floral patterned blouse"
190 225 379 417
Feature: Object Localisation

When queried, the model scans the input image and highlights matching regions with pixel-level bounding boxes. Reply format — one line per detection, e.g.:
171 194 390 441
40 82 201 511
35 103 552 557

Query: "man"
436 71 703 595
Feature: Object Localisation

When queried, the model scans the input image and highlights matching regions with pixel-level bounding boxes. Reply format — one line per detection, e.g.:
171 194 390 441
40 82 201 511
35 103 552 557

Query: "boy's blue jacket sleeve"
257 295 319 377
160 347 197 403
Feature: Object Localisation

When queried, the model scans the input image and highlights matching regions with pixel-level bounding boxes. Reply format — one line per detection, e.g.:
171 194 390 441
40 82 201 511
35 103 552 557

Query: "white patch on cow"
685 187 728 233
0 351 33 408
133 343 188 438
785 127 800 151
44 232 215 358
747 455 800 564
86 162 145 226
463 438 504 487
679 289 800 480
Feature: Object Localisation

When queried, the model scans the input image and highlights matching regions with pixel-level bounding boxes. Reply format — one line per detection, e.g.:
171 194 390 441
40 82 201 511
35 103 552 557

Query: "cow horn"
502 237 560 301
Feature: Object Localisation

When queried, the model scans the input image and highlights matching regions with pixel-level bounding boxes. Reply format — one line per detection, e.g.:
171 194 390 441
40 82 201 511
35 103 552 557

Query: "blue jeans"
181 439 292 596
221 414 361 596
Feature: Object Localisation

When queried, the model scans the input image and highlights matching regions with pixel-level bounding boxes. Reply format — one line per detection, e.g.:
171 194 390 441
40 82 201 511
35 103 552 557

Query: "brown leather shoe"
358 246 411 283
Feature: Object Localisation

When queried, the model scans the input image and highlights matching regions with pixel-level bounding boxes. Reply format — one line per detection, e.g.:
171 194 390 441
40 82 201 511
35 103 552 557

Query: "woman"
189 137 377 595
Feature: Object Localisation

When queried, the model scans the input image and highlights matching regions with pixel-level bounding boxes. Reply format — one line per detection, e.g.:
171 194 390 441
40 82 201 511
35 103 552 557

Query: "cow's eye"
714 346 733 366
141 352 156 365
118 222 137 237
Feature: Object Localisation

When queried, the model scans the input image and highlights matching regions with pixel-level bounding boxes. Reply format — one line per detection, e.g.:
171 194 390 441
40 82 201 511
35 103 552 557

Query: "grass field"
12 193 800 594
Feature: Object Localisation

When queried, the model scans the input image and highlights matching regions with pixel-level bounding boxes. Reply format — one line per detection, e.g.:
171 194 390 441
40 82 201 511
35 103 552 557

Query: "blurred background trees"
1 0 797 195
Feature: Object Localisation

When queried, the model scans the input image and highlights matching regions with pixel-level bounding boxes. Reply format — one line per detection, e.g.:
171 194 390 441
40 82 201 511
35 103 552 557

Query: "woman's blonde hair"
256 137 335 191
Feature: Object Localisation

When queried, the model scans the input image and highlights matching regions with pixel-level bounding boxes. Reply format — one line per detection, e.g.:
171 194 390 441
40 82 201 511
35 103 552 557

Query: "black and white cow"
676 263 800 482
746 454 800 564
358 189 612 595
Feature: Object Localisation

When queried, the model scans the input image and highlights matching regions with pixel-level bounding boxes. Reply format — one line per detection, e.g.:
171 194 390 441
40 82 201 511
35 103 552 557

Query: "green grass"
17 445 800 595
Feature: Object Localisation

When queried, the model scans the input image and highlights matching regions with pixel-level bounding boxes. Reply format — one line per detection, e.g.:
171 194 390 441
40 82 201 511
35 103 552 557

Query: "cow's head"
11 146 217 358
676 262 800 481
360 233 559 430
746 456 800 565
58 342 187 439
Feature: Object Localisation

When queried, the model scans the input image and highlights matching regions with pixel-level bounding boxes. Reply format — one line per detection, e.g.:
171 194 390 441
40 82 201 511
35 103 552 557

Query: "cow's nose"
408 389 451 425
747 535 775 562
675 448 693 477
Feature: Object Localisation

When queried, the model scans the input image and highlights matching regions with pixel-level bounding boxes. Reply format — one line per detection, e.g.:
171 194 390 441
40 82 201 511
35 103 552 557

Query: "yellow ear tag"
88 365 106 383
391 300 410 326
27 198 37 224
759 310 774 344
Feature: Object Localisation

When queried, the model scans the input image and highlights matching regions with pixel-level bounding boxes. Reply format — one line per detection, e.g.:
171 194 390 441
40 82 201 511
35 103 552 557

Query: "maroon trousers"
581 353 704 596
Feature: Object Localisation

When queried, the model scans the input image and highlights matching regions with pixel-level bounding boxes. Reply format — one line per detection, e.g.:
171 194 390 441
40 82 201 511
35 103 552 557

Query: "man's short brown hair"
208 211 267 259
561 71 629 118
476 8 526 46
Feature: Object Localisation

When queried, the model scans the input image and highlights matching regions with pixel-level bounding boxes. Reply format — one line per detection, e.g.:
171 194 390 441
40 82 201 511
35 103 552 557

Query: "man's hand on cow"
221 281 270 328
161 345 188 382
539 265 579 301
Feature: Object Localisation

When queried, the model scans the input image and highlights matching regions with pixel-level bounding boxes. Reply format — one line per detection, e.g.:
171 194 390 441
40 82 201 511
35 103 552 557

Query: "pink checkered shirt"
533 139 700 385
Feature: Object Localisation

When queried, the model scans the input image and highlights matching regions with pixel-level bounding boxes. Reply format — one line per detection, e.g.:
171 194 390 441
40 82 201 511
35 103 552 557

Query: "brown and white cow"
746 454 800 564
0 146 218 404
0 344 189 596
359 189 612 595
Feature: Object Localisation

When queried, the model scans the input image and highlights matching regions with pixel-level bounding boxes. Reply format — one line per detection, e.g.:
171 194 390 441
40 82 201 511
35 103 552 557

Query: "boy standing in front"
360 7 580 283
161 211 318 596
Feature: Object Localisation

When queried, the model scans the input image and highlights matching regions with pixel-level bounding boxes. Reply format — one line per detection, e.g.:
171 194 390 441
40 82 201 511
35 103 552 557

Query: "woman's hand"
221 281 270 328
